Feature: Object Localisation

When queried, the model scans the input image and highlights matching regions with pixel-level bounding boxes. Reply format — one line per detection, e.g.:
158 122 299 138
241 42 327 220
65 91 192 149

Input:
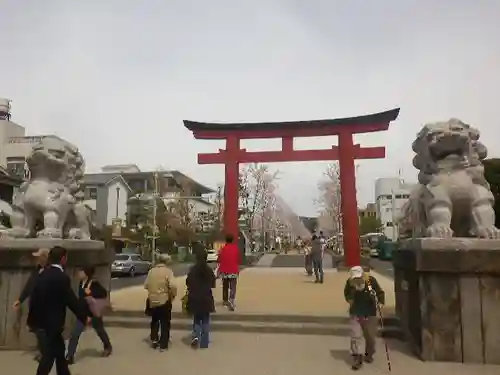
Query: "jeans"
36 330 70 375
66 317 112 359
222 278 237 302
150 302 172 349
192 313 210 348
312 257 323 282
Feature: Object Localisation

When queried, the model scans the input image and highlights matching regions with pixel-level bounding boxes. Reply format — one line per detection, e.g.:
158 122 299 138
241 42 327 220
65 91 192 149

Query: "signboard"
111 218 122 237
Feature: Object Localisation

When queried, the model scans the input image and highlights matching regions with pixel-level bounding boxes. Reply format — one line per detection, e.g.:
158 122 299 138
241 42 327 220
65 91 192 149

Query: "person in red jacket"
217 234 240 311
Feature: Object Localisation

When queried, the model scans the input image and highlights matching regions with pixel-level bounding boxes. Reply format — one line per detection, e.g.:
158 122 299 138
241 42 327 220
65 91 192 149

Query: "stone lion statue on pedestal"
400 118 500 239
6 137 91 239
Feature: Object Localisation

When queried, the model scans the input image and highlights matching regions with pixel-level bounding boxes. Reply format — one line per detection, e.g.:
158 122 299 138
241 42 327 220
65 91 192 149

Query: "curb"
109 310 399 326
105 310 403 340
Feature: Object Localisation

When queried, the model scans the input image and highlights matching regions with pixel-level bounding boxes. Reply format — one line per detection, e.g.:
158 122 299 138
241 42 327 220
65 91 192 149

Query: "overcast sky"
2 0 500 217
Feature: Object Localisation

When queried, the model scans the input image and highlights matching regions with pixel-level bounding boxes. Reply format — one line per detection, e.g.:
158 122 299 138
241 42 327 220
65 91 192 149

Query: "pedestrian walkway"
110 267 395 316
254 253 277 266
1 327 497 375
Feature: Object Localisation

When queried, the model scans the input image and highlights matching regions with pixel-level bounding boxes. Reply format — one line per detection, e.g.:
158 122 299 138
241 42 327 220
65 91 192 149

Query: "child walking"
344 266 385 370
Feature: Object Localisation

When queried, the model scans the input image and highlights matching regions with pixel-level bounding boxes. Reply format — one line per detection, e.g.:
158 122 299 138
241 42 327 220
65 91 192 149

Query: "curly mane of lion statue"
7 137 91 239
400 118 500 239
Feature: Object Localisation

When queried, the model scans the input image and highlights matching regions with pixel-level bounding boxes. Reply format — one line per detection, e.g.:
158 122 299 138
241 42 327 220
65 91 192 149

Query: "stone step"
104 315 403 339
110 310 399 326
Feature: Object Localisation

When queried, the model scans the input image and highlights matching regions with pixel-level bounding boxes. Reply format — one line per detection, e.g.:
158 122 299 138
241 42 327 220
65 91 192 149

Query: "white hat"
349 266 364 279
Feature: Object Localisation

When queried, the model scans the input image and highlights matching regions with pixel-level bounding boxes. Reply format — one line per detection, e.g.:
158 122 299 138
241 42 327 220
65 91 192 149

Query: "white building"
374 177 415 241
82 174 132 228
0 98 75 180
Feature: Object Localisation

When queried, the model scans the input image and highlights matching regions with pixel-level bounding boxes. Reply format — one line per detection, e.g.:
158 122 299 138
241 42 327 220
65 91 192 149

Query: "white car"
206 249 218 262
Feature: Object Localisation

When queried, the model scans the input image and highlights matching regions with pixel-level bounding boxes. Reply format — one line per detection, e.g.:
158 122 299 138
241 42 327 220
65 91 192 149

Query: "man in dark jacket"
29 246 88 375
344 266 385 370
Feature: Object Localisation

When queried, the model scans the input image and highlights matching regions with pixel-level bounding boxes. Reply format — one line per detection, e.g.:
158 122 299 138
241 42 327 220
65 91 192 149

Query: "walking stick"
367 278 392 372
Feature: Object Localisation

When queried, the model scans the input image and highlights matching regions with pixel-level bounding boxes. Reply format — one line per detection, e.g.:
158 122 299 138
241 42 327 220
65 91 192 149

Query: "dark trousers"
150 302 172 349
66 316 112 359
222 278 237 302
36 329 71 375
312 257 324 282
33 328 47 356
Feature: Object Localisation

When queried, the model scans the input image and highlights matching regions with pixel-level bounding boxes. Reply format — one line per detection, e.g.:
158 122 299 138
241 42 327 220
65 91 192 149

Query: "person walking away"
28 246 88 375
66 266 112 364
344 266 385 370
310 235 324 283
186 249 216 349
12 248 50 362
144 254 177 351
304 245 313 275
217 234 241 311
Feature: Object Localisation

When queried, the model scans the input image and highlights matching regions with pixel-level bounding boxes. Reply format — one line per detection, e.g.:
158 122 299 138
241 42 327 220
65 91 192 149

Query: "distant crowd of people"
15 232 384 372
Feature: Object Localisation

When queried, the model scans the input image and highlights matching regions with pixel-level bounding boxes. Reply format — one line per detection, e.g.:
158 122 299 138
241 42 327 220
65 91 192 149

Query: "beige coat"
144 264 178 307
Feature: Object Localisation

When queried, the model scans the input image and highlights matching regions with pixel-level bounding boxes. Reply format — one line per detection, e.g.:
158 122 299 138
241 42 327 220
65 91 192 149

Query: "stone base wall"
0 239 113 350
394 238 500 364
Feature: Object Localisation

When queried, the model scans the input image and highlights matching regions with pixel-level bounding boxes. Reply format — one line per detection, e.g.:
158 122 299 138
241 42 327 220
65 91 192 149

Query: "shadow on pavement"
329 349 352 367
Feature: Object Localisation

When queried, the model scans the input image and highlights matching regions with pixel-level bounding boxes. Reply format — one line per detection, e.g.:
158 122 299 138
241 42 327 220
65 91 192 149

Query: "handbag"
84 280 110 317
181 292 189 314
85 296 110 317
145 298 152 316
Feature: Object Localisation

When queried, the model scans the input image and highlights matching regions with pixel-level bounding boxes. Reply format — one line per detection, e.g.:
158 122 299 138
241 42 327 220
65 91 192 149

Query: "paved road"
110 262 219 291
370 258 394 278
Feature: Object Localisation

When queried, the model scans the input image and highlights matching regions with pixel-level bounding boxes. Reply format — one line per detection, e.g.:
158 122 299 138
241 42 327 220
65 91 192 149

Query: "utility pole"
391 188 397 241
151 171 159 264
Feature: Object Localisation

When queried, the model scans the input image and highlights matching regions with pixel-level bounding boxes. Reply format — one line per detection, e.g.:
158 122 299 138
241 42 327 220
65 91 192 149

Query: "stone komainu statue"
7 137 91 239
400 118 500 239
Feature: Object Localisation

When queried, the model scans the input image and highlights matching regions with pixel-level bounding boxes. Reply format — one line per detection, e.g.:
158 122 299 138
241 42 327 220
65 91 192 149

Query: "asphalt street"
370 257 394 278
110 262 217 291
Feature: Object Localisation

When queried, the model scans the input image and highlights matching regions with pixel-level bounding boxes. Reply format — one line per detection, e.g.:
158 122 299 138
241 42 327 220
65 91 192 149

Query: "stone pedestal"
0 239 113 350
393 238 500 364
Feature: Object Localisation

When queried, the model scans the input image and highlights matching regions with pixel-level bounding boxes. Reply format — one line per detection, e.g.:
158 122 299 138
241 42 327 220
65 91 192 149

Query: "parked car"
206 249 218 263
112 254 151 277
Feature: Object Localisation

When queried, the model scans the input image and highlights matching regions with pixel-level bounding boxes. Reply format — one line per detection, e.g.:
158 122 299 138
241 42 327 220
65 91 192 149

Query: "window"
86 187 97 199
6 157 28 180
130 255 141 261
115 255 129 261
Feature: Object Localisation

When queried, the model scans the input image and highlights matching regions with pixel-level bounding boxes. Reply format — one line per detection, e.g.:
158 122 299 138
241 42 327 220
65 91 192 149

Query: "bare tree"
316 163 342 237
239 163 279 245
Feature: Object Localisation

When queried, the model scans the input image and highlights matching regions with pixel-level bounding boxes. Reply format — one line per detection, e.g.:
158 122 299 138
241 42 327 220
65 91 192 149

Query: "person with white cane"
344 266 385 371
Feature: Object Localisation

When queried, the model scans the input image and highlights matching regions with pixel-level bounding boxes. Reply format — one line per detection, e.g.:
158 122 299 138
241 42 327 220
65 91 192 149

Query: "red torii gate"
184 108 399 266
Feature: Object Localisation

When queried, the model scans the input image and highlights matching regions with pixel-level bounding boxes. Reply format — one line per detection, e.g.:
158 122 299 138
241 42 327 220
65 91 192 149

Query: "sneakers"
191 337 199 349
364 353 374 363
101 348 112 357
151 340 159 349
227 300 235 311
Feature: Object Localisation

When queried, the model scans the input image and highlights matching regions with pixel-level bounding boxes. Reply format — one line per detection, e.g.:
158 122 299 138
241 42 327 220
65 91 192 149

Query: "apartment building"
374 177 415 241
0 98 76 180
84 165 215 230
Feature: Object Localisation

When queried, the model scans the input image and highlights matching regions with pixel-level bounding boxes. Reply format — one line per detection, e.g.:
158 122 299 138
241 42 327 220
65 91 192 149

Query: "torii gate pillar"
184 108 399 267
